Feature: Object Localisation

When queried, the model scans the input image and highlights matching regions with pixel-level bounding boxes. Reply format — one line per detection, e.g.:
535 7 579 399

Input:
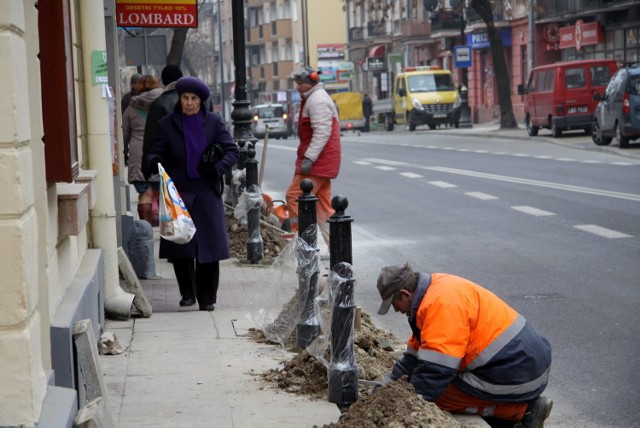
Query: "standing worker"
286 66 341 243
375 263 553 428
362 93 372 132
144 76 239 311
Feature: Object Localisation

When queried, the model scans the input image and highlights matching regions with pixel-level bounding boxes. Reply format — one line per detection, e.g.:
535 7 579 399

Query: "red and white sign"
116 0 198 28
543 23 560 43
558 20 602 51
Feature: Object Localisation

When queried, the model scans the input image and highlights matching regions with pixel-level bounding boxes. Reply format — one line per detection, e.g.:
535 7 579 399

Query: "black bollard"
328 195 353 270
295 179 321 349
244 144 263 264
327 262 358 409
327 196 358 409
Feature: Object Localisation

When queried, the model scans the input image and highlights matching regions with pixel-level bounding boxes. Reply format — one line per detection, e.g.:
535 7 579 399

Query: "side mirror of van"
517 84 526 96
593 93 602 101
398 88 406 97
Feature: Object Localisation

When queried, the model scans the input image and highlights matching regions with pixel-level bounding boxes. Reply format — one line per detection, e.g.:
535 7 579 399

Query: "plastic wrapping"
307 262 357 369
245 228 320 347
233 186 263 243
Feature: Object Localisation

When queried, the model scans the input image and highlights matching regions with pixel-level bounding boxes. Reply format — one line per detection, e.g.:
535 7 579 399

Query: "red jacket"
295 83 341 178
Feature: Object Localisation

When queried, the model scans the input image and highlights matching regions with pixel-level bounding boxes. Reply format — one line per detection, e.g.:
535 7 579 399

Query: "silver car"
252 103 292 140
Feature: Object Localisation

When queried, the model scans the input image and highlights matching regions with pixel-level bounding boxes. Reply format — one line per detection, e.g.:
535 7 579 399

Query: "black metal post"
244 144 263 264
230 0 256 205
459 8 472 128
327 196 358 409
328 195 352 270
295 179 320 349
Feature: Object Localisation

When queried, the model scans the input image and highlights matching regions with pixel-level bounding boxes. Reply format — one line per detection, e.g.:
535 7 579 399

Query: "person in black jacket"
362 93 373 132
142 64 183 178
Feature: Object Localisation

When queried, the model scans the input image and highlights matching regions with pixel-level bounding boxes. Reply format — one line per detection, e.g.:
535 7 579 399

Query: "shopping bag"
158 163 196 244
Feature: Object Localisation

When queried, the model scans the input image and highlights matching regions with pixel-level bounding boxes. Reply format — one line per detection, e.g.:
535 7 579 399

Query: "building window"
38 0 78 183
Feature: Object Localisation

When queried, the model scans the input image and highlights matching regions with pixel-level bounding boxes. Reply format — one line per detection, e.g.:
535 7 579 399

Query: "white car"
251 103 292 140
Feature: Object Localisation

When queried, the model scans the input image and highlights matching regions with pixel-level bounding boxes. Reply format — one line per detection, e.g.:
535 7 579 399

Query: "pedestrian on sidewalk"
142 64 184 224
375 263 553 427
122 74 163 225
144 76 239 311
286 66 341 244
121 72 141 114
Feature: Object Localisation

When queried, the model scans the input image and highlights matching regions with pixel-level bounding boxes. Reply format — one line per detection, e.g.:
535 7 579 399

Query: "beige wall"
305 0 346 69
0 0 95 425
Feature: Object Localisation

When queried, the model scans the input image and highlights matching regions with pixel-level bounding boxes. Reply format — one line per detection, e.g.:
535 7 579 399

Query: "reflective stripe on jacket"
390 273 551 403
296 83 341 178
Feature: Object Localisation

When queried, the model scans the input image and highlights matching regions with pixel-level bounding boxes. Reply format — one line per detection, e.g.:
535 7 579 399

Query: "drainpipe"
79 0 134 319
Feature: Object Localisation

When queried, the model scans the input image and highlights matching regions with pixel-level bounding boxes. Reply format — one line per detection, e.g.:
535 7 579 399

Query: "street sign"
454 45 472 68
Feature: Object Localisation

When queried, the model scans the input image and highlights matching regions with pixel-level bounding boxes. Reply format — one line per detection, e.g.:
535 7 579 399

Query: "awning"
368 44 385 58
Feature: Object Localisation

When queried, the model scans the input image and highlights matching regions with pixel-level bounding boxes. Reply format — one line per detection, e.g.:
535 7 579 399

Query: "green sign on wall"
92 51 109 85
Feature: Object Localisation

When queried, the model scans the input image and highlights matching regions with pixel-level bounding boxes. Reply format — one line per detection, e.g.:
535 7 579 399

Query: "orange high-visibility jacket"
388 273 551 403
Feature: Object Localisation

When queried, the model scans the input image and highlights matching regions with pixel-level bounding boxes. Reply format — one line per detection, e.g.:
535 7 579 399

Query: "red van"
519 59 618 137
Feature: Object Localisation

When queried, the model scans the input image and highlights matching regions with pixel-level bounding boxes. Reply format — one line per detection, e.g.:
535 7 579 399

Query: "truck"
330 92 365 133
372 66 462 131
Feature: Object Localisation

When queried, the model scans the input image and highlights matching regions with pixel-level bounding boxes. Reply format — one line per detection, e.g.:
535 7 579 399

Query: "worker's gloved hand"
301 157 313 174
371 383 383 395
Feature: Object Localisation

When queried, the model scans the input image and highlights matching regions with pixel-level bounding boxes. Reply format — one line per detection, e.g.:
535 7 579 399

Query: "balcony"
349 26 364 41
401 21 430 37
367 21 391 38
430 10 462 33
536 0 628 19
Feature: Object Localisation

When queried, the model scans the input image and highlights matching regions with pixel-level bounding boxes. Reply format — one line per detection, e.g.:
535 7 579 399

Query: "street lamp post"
458 4 472 128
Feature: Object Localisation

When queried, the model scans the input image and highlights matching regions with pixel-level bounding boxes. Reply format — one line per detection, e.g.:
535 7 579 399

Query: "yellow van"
373 66 461 131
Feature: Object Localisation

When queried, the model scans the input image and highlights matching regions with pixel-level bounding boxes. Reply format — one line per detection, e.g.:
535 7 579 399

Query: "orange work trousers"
436 384 528 421
285 173 334 232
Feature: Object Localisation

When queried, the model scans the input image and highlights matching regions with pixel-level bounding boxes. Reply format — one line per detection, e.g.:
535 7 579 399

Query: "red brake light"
623 92 630 114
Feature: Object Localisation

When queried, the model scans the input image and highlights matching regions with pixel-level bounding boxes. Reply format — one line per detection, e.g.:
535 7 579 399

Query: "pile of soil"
226 215 290 263
254 311 404 400
322 379 461 428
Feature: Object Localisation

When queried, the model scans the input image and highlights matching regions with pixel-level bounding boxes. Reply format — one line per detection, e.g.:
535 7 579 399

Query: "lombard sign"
116 0 198 28
558 20 602 50
317 44 346 61
467 29 512 49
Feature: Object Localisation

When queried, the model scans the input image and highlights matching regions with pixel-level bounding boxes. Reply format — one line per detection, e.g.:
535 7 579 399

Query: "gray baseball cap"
377 262 415 315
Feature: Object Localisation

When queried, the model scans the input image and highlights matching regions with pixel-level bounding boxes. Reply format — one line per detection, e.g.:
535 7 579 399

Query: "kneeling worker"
375 263 553 428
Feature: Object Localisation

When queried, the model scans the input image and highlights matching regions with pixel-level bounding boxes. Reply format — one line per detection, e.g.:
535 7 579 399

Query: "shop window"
38 0 78 183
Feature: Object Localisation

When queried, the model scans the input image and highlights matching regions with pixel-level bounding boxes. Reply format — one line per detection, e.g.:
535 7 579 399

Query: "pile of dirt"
254 311 404 400
322 379 462 428
226 215 290 263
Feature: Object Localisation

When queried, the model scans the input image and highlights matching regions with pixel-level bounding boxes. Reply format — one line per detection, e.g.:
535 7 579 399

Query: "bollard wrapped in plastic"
244 229 320 347
233 185 263 243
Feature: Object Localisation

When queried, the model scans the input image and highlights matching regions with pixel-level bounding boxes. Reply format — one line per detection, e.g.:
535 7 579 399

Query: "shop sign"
558 20 602 50
467 29 512 49
116 0 198 28
317 44 346 61
366 57 385 72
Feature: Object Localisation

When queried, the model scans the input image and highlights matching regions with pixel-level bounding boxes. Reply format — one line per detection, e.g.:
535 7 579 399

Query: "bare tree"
469 0 518 128
166 27 188 66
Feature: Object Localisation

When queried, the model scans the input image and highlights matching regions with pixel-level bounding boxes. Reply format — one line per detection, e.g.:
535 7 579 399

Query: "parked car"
592 66 640 148
518 59 618 137
251 103 292 140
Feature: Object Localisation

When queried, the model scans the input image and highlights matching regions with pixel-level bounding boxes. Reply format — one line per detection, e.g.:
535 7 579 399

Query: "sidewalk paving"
99 123 630 427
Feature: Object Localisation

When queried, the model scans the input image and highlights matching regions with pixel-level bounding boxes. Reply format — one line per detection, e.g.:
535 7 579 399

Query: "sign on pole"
115 0 198 28
454 45 472 69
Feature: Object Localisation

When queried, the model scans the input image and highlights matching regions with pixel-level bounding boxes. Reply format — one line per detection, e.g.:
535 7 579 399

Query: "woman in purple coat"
145 76 239 311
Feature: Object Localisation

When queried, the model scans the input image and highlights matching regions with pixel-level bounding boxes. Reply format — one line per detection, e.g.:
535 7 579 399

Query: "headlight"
453 94 461 109
412 98 423 109
253 115 259 122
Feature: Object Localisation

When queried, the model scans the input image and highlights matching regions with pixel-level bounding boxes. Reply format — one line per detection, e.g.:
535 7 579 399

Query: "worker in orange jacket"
375 263 553 427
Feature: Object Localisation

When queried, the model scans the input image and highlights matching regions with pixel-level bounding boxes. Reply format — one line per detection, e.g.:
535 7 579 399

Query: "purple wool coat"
145 106 239 263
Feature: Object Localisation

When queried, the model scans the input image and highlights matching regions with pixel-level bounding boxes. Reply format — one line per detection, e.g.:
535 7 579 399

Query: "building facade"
344 0 640 124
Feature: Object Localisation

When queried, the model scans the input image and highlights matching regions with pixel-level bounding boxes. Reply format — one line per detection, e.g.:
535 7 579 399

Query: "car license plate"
568 106 588 114
433 113 447 118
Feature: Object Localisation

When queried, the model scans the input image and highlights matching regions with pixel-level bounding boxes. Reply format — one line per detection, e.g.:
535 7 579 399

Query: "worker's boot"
518 396 553 428
137 203 153 226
